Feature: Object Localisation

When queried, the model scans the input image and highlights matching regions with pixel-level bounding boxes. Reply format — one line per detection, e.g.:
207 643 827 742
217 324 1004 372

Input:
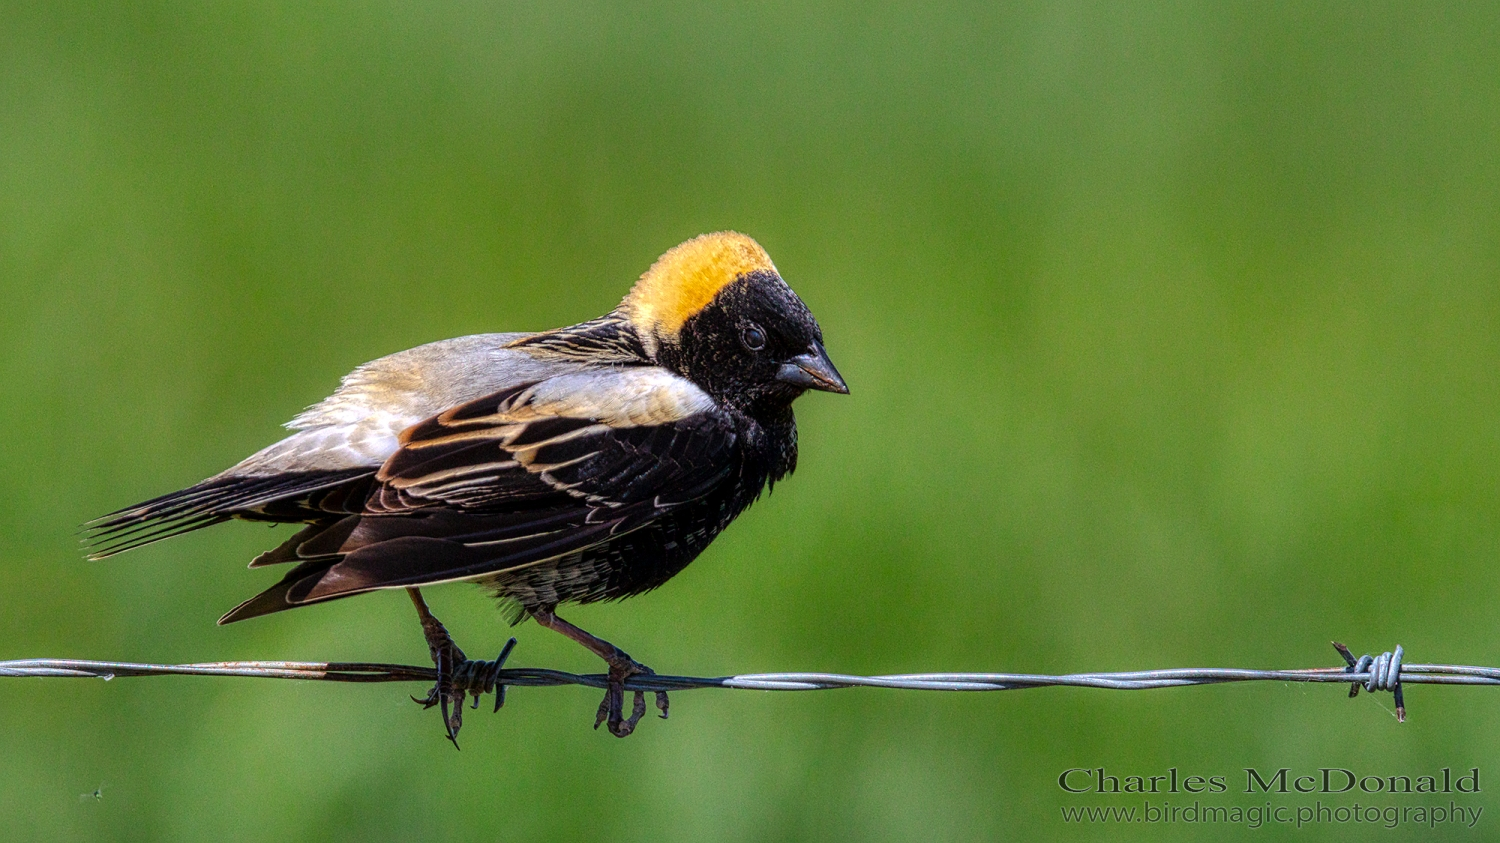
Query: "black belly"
484 486 754 613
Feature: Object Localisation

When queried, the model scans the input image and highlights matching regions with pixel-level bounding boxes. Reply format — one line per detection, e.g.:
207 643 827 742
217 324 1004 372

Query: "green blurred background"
3 2 1500 840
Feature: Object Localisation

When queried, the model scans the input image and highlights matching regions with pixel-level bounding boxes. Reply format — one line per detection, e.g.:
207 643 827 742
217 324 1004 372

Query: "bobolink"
88 232 846 740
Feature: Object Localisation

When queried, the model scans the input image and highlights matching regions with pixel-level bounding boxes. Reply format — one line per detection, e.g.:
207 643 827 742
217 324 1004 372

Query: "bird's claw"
413 637 518 749
593 656 669 737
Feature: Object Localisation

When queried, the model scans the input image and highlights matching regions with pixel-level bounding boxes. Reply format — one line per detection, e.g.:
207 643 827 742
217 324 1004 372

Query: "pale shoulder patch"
494 367 716 428
620 232 776 339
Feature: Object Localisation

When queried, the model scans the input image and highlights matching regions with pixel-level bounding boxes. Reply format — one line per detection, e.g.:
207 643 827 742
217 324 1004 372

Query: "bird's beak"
776 343 849 394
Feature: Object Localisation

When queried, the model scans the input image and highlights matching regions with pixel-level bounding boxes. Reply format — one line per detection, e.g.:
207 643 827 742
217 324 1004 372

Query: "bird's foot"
408 588 515 749
412 637 518 748
594 650 670 738
527 606 668 738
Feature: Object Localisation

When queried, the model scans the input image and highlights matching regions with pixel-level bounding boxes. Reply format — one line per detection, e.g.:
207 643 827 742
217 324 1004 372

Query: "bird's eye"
741 324 767 352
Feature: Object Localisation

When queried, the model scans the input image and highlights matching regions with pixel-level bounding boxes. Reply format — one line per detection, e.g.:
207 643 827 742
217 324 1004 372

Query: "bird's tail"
83 469 373 559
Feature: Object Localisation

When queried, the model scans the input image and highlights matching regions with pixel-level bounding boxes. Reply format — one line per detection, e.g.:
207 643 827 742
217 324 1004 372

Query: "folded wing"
219 367 738 622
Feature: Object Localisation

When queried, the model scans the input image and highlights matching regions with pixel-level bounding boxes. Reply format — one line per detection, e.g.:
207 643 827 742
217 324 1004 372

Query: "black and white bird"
87 232 847 740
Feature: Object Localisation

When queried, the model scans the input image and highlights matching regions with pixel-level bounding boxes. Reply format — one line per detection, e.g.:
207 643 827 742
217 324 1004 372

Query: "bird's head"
619 232 847 412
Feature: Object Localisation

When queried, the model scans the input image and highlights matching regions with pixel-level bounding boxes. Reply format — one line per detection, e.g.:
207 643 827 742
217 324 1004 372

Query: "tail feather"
85 514 233 559
85 469 374 559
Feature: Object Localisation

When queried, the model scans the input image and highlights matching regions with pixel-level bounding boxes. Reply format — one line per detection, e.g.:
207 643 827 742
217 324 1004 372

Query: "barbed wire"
5 642 1499 722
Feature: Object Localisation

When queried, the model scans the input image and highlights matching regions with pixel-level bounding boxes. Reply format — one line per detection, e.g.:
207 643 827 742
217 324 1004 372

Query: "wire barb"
1332 642 1405 721
409 637 519 748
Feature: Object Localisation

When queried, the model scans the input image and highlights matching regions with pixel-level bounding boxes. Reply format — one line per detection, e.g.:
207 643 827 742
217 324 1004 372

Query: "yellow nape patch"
621 231 776 338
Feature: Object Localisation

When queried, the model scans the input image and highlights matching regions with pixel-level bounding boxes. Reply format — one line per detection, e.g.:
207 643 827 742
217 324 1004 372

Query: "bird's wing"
369 367 733 512
219 367 740 621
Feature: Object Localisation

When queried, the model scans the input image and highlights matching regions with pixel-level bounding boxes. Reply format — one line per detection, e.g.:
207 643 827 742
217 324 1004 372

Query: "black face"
661 270 846 413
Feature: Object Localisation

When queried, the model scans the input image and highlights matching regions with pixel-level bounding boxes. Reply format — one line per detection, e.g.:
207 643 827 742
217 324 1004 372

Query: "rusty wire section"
3 643 1497 721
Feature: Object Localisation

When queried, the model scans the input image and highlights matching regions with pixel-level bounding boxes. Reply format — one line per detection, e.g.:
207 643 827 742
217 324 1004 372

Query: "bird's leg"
531 607 669 738
408 588 518 749
409 588 467 746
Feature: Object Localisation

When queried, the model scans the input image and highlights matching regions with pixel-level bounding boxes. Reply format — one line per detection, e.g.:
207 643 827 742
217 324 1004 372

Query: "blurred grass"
3 2 1500 840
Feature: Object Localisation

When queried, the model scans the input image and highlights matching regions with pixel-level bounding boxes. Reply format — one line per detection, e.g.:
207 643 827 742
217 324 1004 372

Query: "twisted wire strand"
0 643 1482 720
